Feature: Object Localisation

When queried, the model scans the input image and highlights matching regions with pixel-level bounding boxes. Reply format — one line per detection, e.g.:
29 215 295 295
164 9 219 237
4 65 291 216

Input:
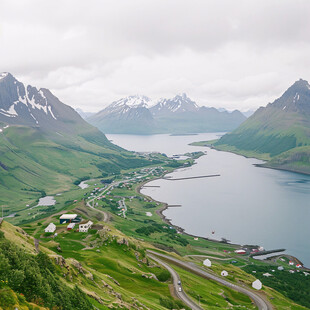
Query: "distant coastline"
189 140 310 176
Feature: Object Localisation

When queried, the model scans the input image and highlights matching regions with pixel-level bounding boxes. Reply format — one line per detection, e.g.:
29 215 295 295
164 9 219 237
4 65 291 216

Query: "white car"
178 287 182 292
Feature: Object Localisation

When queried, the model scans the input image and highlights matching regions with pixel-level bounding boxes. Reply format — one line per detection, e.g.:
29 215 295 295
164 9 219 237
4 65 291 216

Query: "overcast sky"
1 0 310 112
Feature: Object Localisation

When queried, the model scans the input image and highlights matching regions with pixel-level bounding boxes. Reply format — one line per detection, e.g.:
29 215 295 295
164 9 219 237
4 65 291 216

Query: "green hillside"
214 79 310 174
0 125 151 214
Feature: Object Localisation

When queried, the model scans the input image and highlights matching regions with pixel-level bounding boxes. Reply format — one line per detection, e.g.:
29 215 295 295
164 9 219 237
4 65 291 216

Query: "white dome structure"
252 279 262 290
203 259 212 267
221 270 228 277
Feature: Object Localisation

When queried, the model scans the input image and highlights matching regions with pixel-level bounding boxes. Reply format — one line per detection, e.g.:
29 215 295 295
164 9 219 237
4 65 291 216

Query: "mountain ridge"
88 93 246 134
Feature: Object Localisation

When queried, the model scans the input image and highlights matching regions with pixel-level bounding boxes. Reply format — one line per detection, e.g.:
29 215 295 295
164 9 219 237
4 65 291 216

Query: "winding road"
148 253 203 310
147 250 273 310
86 184 114 222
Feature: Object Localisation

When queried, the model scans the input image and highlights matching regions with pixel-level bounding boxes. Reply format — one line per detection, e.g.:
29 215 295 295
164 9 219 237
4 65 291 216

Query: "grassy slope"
0 126 151 214
213 107 310 174
0 219 187 310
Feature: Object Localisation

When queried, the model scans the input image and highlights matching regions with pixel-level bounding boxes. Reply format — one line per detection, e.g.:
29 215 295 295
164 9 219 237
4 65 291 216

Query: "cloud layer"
1 0 310 112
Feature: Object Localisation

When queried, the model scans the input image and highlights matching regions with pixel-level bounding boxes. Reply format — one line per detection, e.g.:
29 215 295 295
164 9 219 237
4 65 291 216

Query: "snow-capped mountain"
150 93 199 116
88 95 155 134
0 72 98 136
0 72 58 125
88 93 246 134
101 95 152 115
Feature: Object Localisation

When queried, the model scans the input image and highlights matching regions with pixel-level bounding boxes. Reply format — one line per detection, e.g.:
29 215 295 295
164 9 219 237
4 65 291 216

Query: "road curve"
86 185 113 222
148 253 203 310
148 250 273 310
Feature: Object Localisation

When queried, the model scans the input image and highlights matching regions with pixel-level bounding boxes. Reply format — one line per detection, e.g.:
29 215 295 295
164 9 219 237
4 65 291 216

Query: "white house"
67 223 75 230
79 221 93 232
203 259 212 267
45 223 56 233
234 249 246 255
59 214 78 224
252 279 262 290
221 270 228 277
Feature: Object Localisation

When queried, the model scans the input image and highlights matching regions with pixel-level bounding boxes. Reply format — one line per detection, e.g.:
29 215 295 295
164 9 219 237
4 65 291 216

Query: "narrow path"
147 250 273 310
148 253 203 310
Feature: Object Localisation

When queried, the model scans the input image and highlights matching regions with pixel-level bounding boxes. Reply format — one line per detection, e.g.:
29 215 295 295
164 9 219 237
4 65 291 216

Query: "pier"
142 185 161 188
163 174 220 181
250 249 285 257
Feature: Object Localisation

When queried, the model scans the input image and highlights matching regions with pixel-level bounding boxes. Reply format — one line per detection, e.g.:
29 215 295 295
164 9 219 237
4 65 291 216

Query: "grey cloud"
0 0 309 111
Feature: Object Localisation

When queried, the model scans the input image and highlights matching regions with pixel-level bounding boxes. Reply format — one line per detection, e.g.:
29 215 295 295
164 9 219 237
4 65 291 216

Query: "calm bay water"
107 133 310 266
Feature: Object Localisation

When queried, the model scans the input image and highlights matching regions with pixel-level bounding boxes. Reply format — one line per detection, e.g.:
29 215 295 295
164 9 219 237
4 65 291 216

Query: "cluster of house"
288 260 303 268
234 246 265 255
44 214 93 234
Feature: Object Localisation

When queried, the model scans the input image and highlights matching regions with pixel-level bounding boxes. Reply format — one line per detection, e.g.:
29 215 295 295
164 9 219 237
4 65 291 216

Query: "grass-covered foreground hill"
0 187 309 310
214 79 310 174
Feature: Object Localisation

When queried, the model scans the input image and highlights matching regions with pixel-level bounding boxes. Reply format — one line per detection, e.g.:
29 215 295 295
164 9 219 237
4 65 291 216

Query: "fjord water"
108 133 310 266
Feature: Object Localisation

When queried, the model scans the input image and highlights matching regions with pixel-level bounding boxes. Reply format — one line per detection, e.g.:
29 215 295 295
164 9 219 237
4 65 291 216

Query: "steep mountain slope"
88 93 246 134
88 95 156 134
0 73 151 212
215 79 310 174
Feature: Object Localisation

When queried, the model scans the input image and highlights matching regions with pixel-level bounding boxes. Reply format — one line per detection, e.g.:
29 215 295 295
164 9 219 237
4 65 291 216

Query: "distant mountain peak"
269 78 310 113
151 93 199 115
0 73 92 134
111 95 152 109
0 74 59 124
0 72 9 81
175 93 189 99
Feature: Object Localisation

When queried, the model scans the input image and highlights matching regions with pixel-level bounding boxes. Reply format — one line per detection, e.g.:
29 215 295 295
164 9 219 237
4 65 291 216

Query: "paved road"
148 253 203 310
86 184 115 222
148 250 273 310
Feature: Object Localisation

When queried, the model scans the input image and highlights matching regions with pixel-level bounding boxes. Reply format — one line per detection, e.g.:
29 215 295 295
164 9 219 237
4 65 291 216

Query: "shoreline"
207 144 310 176
137 176 240 248
136 168 307 269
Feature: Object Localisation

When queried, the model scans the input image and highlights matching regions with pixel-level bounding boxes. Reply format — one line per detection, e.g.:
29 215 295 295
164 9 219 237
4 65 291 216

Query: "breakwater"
163 174 220 181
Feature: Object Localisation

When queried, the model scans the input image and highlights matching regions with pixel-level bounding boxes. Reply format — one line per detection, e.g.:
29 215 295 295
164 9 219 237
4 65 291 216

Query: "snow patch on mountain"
111 95 152 109
151 93 199 115
0 72 8 81
0 72 57 122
